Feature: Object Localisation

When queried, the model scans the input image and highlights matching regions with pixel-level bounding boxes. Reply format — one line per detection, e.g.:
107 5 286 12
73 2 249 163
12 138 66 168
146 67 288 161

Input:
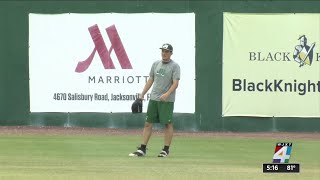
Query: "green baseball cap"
160 43 173 52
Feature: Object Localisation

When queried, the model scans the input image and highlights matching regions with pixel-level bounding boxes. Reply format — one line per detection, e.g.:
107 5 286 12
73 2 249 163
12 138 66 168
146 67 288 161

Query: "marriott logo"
75 24 132 73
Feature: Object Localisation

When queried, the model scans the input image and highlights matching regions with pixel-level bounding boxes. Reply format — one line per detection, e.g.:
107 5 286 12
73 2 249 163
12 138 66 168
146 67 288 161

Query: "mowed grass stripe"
0 135 319 180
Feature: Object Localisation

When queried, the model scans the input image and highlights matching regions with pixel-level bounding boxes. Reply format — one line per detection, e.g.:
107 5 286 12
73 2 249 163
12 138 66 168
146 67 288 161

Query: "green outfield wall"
1 0 320 132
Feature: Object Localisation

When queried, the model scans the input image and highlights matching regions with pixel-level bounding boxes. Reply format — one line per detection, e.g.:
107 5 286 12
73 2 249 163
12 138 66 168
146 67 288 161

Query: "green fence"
1 1 320 132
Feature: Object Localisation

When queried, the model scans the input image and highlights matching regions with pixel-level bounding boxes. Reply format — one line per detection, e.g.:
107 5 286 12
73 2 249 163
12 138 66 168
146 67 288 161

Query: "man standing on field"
129 43 180 157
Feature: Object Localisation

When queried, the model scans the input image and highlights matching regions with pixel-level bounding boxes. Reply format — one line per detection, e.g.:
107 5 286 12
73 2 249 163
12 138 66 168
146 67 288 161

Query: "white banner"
29 13 195 113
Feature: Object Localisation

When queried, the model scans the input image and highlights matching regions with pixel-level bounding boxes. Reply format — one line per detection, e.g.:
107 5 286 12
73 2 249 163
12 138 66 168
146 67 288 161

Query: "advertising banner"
29 13 195 113
223 13 320 117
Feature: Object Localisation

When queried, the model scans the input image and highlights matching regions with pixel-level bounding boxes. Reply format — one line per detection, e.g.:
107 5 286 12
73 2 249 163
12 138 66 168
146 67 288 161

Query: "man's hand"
139 93 145 100
160 93 170 101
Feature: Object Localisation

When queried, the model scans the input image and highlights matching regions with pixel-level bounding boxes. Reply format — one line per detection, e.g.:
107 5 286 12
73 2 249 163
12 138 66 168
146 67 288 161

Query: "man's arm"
160 79 179 101
140 77 154 99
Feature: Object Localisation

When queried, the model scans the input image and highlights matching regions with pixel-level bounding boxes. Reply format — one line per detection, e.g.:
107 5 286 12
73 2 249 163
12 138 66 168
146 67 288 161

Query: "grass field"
0 133 319 180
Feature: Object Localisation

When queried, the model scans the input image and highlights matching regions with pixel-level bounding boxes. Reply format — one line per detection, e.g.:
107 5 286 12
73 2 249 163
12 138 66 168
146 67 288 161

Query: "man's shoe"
157 150 169 157
129 149 145 157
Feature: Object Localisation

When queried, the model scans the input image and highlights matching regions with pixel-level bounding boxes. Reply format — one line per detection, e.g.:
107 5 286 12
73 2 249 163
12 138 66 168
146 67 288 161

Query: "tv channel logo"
272 142 292 163
263 142 299 173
